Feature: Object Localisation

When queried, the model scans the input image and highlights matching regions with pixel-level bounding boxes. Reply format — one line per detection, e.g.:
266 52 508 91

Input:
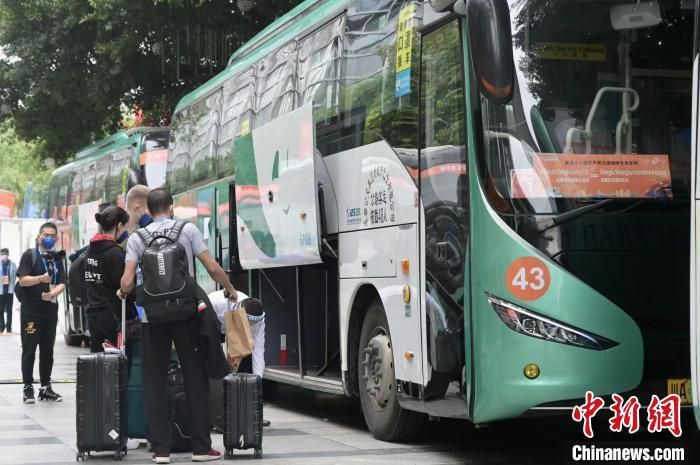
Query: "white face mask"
0 255 7 262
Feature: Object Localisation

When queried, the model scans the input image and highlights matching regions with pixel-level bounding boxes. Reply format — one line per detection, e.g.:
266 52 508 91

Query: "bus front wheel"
358 300 426 442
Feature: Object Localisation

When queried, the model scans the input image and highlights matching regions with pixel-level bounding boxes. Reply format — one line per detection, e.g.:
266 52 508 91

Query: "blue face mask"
116 231 129 244
138 213 152 228
41 236 56 250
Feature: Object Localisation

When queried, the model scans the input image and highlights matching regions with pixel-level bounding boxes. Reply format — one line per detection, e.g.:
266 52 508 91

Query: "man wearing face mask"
0 248 17 334
16 223 66 403
84 206 132 353
125 184 152 233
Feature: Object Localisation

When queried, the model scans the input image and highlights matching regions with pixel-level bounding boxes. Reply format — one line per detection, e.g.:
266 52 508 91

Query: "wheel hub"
362 333 394 411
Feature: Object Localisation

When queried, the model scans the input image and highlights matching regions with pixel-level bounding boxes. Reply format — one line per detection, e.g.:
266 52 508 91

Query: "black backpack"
68 251 88 309
135 221 195 324
14 249 39 303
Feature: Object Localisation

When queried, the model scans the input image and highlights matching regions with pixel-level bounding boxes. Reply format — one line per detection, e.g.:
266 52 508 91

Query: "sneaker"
22 384 35 404
126 437 140 450
152 454 170 464
38 385 63 402
192 448 221 462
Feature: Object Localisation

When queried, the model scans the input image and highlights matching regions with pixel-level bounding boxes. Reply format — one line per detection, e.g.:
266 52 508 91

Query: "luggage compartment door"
233 103 323 269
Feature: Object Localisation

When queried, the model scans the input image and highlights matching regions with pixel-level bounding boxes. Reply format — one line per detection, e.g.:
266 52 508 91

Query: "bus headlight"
486 294 618 350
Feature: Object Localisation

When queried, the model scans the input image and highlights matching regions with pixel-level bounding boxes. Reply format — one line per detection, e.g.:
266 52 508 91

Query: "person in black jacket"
85 206 133 352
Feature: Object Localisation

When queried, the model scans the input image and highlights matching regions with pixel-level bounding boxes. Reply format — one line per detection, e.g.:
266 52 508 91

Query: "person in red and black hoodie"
85 206 141 451
85 206 134 353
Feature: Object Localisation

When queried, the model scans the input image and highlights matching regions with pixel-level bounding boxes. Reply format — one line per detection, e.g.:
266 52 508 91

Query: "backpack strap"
166 221 187 243
135 228 155 247
137 221 187 247
31 249 38 268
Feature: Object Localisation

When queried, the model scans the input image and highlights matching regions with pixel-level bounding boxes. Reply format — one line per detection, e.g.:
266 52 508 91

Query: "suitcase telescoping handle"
117 298 127 357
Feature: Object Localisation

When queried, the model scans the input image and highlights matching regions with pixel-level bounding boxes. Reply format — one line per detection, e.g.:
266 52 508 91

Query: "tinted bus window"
254 41 297 127
298 16 344 156
190 91 221 185
167 111 192 194
218 66 256 177
105 147 132 201
141 132 169 189
338 0 420 154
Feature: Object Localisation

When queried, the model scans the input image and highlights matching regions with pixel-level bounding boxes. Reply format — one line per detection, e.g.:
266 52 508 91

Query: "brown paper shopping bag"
225 302 255 371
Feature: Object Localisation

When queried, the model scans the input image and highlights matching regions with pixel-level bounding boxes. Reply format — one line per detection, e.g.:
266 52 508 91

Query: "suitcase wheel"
76 452 84 462
225 449 233 460
114 449 123 461
254 448 263 459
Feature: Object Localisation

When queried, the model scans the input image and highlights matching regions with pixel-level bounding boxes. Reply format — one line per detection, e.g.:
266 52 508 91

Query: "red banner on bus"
140 149 168 165
510 154 672 199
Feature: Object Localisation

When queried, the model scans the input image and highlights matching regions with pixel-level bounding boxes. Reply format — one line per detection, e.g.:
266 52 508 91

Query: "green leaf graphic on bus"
234 133 277 258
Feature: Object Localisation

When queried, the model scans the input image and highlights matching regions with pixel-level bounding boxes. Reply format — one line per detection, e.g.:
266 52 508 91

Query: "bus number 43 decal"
506 256 551 301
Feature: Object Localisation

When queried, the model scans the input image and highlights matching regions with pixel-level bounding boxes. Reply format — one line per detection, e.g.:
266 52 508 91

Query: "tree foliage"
0 0 302 162
0 121 51 216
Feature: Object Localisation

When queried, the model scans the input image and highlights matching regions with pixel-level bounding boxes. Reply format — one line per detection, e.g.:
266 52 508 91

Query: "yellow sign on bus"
535 42 607 62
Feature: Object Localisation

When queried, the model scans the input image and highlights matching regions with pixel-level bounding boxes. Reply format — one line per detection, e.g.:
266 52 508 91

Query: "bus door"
692 0 700 430
418 20 471 405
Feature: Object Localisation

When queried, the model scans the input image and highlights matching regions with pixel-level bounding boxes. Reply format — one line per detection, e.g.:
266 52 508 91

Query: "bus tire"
358 300 426 442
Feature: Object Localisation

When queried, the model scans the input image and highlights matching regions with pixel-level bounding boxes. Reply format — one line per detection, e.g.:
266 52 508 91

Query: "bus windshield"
480 0 693 216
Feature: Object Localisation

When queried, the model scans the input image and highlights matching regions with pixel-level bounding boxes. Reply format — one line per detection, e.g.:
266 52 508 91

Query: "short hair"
147 188 173 216
0 248 8 255
39 222 58 235
126 184 150 208
240 298 263 317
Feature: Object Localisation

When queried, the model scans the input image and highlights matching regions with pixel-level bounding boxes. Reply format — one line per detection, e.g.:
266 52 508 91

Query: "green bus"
167 0 696 440
47 127 169 345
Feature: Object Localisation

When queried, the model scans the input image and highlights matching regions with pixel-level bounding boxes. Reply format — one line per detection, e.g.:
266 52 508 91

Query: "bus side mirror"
467 0 514 104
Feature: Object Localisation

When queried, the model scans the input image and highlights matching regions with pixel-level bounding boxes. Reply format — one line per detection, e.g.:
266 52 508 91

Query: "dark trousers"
87 312 134 376
20 316 56 386
0 293 13 332
142 320 211 455
86 312 119 353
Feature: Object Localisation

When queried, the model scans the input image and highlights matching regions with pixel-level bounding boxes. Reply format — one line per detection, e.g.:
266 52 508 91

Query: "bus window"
82 161 98 203
105 147 132 201
94 156 109 202
167 111 192 194
254 40 297 127
298 15 344 156
190 92 222 185
481 0 692 211
420 20 468 377
141 131 169 189
218 66 255 177
339 0 419 154
69 169 82 206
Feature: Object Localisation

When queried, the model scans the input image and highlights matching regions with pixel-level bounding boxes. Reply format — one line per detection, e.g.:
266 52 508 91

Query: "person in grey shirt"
118 188 237 464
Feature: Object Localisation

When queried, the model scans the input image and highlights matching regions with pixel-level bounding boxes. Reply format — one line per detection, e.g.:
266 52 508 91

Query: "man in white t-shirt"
118 188 237 464
208 290 265 378
208 290 269 427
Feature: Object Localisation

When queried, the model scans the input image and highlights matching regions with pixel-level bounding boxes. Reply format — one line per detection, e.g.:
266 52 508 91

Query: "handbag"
225 301 254 369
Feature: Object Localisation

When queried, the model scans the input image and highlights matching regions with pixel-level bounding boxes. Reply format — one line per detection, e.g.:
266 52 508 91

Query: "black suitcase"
76 352 128 461
167 367 192 452
223 373 263 459
75 301 128 461
209 378 224 433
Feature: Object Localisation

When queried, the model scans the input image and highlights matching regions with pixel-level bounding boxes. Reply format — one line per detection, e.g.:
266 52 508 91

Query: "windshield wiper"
537 198 614 234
